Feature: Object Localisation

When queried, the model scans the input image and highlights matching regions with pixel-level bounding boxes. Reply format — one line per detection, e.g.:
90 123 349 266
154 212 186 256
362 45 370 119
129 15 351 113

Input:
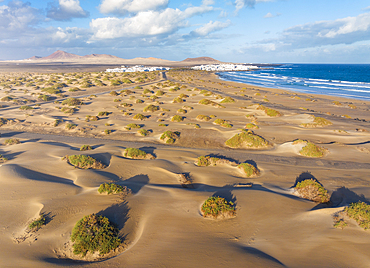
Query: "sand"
0 65 370 267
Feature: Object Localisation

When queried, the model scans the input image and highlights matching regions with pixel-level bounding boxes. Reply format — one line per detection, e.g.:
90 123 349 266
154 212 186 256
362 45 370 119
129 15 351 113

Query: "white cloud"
0 1 41 35
264 12 280 18
47 0 89 21
91 5 213 40
235 0 273 13
191 20 231 36
99 0 169 15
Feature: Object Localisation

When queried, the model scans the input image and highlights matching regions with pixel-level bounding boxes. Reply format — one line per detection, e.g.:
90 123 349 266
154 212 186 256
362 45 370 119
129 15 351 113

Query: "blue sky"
0 0 369 63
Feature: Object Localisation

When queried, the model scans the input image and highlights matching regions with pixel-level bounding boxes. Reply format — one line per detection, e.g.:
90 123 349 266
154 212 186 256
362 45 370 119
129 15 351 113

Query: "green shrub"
110 91 118 96
104 129 111 135
160 131 180 144
245 123 259 129
0 154 8 162
98 183 125 195
213 119 232 128
143 104 159 112
133 113 145 120
4 138 20 145
138 129 149 136
295 179 330 203
85 115 99 121
123 148 147 159
196 156 220 166
62 98 83 106
71 214 120 257
38 94 51 101
177 108 187 114
1 96 13 101
156 90 165 96
0 117 8 126
126 123 141 130
345 202 370 230
220 97 235 103
171 115 184 122
257 105 281 117
173 97 184 103
20 105 33 110
61 107 76 114
238 163 259 177
67 155 106 169
196 115 211 121
225 130 270 149
301 116 332 128
293 139 326 158
66 123 77 130
80 145 93 151
54 119 63 127
98 111 111 116
201 196 236 219
29 214 46 230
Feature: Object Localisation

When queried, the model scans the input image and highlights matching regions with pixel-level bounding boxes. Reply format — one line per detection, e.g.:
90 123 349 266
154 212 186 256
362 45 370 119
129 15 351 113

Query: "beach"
0 66 370 267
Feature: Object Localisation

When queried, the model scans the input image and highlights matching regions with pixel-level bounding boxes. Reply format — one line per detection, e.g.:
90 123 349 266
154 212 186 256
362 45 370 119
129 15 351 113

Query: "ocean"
217 64 370 100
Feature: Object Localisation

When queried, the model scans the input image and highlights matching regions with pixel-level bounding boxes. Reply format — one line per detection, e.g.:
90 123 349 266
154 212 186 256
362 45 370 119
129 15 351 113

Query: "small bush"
38 94 51 101
143 104 159 112
225 130 270 149
238 163 259 177
66 123 77 130
29 214 46 230
98 111 111 116
138 129 149 136
135 99 144 104
123 148 147 159
294 179 330 203
98 183 125 195
173 97 184 103
293 139 326 158
85 115 99 122
201 196 236 219
220 97 235 103
345 202 370 230
126 123 141 130
196 115 211 121
0 154 8 162
71 214 120 257
80 145 93 151
171 115 184 122
177 108 187 114
156 90 165 96
20 105 33 110
62 98 83 106
245 123 259 129
67 155 106 169
301 116 332 128
213 119 232 128
54 119 63 127
104 129 111 135
4 138 20 145
160 131 180 144
110 91 118 96
257 105 281 117
61 107 76 114
133 113 145 120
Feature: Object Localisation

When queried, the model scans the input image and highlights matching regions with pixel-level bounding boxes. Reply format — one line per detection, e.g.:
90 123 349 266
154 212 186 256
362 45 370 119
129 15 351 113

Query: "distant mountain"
181 57 220 63
42 50 82 60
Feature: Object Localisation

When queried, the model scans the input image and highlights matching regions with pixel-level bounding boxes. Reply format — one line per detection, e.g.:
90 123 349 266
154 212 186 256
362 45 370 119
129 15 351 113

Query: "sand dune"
0 67 370 267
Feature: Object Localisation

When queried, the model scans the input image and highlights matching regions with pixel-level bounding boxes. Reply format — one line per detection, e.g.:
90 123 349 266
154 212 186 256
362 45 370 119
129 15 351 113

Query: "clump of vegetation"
238 163 259 177
160 131 180 144
156 90 165 96
177 108 187 114
85 115 99 122
213 119 232 128
80 145 93 151
293 139 326 158
123 148 155 159
29 214 46 230
201 196 236 219
143 104 159 112
71 214 120 257
66 123 77 130
171 115 184 122
133 113 145 120
225 130 270 149
0 154 8 162
196 156 237 167
110 91 118 96
62 98 83 106
66 155 106 169
333 101 342 106
245 123 259 129
294 179 330 203
173 97 184 103
20 105 33 110
301 116 332 128
196 114 211 121
97 111 111 116
126 123 141 130
345 202 370 230
104 129 111 135
61 107 76 114
98 183 128 195
138 129 149 136
54 119 63 127
257 104 282 117
220 97 235 103
1 96 13 102
333 217 348 229
198 99 224 108
0 117 8 126
4 138 20 145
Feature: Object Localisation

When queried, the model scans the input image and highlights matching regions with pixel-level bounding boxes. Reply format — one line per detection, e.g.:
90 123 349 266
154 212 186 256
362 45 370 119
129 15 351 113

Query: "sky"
0 0 369 63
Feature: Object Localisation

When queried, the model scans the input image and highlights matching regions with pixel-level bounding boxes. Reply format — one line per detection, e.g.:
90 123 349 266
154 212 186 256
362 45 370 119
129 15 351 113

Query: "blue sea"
217 64 370 100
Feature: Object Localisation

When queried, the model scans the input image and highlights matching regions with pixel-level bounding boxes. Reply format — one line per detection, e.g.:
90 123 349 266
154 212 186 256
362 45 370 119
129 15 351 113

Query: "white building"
106 65 170 73
191 64 259 71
